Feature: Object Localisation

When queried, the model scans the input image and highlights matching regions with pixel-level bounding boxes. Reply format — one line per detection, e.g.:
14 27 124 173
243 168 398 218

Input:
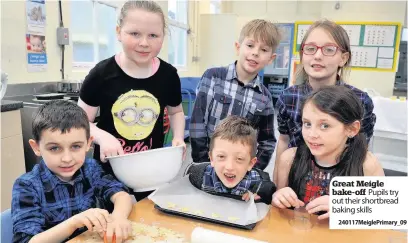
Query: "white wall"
1 1 69 84
199 14 238 75
2 0 405 94
1 0 202 84
1 1 126 84
209 1 407 96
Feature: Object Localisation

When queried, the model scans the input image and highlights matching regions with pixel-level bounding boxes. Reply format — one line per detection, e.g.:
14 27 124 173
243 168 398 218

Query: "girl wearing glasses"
273 19 376 182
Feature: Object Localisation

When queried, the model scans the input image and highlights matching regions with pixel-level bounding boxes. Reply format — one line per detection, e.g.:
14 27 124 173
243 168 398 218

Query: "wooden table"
69 199 406 243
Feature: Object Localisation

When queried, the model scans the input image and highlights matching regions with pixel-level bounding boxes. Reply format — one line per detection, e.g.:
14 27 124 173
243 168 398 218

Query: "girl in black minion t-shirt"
78 0 186 201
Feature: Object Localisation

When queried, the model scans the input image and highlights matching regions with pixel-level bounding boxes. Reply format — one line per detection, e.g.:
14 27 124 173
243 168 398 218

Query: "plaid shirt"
202 164 261 196
190 62 276 170
11 158 128 243
276 81 376 148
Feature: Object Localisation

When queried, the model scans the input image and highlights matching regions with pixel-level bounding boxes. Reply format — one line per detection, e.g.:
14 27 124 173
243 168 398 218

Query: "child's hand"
305 195 329 220
68 208 111 234
272 187 305 209
105 216 132 243
172 138 186 160
242 192 261 202
99 132 124 162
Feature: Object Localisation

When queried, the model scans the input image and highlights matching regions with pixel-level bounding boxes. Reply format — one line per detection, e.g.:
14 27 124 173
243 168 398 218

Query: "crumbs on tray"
211 213 220 219
180 207 190 213
167 202 177 209
83 222 189 243
227 216 240 222
192 210 203 216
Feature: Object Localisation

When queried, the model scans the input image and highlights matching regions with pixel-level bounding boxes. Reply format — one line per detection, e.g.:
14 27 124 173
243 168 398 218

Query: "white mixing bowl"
107 145 184 192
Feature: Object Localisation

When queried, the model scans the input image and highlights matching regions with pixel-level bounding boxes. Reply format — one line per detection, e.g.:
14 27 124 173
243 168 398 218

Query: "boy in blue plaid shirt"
185 116 276 204
11 100 133 243
190 19 281 170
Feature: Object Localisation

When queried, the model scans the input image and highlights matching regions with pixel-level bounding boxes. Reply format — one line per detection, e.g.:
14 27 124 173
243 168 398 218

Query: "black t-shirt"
80 56 182 173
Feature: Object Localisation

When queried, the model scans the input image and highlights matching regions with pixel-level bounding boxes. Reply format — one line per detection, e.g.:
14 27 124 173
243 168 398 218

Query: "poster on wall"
26 33 48 72
25 0 47 72
26 0 46 34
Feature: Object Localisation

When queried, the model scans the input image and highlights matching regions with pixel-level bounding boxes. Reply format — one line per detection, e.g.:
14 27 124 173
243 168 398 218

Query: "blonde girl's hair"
118 0 167 34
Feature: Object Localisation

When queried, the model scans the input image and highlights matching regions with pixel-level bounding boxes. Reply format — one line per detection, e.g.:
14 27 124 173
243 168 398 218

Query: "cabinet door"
1 110 22 139
1 134 26 211
1 110 25 211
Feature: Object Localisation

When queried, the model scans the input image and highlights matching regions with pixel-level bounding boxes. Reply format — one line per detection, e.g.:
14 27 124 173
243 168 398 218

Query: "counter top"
69 199 406 243
372 96 407 136
1 100 23 112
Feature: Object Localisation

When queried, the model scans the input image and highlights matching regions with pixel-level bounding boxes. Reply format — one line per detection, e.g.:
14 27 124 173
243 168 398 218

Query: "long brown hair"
296 19 351 84
289 86 366 195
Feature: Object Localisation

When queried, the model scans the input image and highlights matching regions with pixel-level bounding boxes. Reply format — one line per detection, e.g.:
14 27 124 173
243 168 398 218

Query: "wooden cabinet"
1 109 26 211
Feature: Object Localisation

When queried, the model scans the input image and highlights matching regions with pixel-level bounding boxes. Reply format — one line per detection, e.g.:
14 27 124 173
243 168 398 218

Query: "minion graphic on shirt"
112 90 160 140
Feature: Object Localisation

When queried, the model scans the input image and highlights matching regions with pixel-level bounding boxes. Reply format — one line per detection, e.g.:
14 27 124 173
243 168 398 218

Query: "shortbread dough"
82 222 188 243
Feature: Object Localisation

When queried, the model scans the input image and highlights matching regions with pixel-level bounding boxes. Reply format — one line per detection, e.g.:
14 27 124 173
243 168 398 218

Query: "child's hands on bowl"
98 132 124 162
172 138 186 160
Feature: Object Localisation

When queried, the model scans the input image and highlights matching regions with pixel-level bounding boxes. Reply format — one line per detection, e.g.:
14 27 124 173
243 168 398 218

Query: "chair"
180 77 200 136
1 209 13 243
163 77 200 147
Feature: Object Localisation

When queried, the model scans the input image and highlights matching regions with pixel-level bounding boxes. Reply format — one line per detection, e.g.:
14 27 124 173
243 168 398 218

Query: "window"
168 0 188 68
402 27 407 42
71 0 118 69
210 0 221 14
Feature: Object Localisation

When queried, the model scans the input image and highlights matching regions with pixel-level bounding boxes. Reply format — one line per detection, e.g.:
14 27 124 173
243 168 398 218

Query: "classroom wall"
1 0 68 84
2 0 405 95
1 1 124 84
0 0 199 84
207 1 407 96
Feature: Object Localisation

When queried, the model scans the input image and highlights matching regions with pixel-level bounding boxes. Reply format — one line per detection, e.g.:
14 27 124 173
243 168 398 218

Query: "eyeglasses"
114 107 158 126
301 44 343 56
